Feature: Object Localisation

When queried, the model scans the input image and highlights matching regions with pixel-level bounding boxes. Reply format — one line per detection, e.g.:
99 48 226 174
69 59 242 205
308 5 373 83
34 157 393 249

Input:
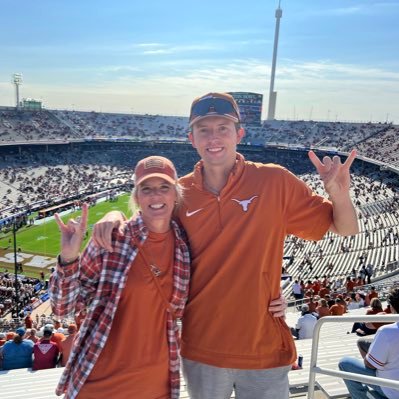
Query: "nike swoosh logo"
186 208 204 217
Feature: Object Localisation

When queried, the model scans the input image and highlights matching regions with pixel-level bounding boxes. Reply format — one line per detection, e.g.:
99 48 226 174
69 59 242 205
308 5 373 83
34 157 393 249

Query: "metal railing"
308 314 399 399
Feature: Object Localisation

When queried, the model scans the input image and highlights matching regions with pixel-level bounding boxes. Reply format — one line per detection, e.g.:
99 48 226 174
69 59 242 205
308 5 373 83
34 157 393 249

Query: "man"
366 263 374 284
49 321 65 351
292 280 303 301
339 287 399 399
1 327 33 370
291 304 318 339
33 324 59 370
330 298 346 315
24 312 33 329
93 92 358 398
25 328 39 344
368 286 379 303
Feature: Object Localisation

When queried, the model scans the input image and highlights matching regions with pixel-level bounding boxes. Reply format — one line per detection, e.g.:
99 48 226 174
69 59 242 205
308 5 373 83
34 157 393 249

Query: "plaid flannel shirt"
49 213 190 399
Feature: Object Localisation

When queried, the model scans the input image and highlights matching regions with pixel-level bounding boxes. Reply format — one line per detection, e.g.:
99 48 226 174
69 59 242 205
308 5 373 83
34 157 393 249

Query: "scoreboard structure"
229 92 263 126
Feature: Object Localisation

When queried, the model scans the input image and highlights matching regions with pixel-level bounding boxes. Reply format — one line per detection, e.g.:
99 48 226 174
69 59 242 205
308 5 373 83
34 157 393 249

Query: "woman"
351 297 384 336
50 156 190 399
316 298 330 318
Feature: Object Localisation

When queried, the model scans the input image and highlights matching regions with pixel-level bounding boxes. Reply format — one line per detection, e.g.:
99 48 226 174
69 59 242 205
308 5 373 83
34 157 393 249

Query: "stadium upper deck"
1 107 398 165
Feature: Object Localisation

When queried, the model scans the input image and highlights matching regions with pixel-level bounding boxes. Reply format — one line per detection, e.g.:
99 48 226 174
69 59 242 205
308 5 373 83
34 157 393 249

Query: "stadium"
0 95 398 398
1 2 399 399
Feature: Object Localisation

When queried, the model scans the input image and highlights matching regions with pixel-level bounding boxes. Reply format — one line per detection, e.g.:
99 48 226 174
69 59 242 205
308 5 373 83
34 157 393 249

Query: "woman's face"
136 177 177 227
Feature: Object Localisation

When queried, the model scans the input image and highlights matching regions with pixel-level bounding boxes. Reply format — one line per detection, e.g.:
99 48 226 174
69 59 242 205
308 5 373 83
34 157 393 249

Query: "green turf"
0 194 132 257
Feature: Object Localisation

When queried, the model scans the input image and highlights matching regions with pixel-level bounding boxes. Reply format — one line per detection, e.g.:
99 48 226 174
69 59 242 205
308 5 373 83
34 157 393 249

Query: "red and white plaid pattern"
50 213 190 399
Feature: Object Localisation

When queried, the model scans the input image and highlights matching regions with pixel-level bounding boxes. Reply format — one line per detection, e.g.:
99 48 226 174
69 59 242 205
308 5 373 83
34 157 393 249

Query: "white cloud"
136 43 164 48
1 59 398 123
141 43 222 55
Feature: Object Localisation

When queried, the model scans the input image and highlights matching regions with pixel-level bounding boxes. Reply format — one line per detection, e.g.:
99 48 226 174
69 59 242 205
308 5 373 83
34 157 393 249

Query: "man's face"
189 116 244 167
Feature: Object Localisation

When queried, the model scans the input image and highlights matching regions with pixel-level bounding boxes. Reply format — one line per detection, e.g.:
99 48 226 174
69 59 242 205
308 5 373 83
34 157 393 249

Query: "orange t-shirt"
368 291 378 301
77 230 174 399
308 301 318 313
317 306 330 318
51 332 65 351
60 334 76 367
330 304 345 315
312 282 320 295
178 155 333 369
346 280 355 292
319 287 330 298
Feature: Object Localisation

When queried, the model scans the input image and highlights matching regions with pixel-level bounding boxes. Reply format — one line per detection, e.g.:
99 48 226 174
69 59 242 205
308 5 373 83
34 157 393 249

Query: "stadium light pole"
267 1 283 120
12 219 20 318
12 73 23 110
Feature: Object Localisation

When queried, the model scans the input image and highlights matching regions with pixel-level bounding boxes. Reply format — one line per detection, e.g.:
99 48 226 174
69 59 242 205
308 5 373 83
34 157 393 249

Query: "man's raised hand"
308 149 357 200
91 211 126 252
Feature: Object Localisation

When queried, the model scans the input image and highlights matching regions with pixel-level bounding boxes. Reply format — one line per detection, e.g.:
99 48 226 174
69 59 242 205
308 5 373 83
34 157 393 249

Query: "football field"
0 193 132 258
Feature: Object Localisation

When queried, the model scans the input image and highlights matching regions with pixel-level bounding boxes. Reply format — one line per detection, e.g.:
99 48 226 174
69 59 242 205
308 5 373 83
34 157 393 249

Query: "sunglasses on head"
190 97 240 122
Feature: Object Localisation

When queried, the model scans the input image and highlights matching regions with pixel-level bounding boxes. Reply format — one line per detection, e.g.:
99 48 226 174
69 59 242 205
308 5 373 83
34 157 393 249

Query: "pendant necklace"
148 231 172 277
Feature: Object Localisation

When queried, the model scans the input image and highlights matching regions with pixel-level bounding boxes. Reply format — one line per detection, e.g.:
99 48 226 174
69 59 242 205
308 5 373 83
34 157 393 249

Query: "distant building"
229 92 263 126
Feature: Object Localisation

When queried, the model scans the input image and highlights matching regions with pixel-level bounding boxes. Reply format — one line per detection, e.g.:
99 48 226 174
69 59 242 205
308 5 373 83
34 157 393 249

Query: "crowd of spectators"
0 109 77 142
289 277 394 341
0 272 42 318
0 143 397 298
1 107 398 164
0 320 77 371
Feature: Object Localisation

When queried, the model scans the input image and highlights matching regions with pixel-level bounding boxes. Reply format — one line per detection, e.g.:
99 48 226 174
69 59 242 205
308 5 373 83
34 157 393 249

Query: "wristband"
58 254 79 266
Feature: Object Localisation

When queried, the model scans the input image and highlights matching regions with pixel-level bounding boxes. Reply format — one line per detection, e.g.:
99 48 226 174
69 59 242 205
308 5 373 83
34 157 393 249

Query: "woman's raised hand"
54 203 88 263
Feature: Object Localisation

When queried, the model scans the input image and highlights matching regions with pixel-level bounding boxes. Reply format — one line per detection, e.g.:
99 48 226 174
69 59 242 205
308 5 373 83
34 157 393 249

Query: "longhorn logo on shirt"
231 196 258 212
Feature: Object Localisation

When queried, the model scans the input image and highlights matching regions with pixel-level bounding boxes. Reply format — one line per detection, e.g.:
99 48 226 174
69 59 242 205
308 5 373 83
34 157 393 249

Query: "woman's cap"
133 156 177 186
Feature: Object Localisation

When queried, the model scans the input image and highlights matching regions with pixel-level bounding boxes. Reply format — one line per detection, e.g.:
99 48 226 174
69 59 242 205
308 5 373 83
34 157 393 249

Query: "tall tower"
12 73 23 110
267 1 282 120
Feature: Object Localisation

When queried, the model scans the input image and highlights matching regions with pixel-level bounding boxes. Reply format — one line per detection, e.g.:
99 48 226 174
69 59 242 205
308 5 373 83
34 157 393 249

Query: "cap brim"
189 113 239 128
134 173 176 186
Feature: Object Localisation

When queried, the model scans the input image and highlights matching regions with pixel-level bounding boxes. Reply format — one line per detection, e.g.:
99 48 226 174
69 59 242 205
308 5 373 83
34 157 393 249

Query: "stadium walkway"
0 367 330 399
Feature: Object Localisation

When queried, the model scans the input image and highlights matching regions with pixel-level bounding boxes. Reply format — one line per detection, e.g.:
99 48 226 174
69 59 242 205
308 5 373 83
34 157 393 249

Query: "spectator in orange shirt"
319 285 330 299
317 299 331 318
321 275 329 288
307 296 318 313
352 298 386 336
367 286 378 303
5 332 15 341
60 324 78 367
50 157 191 399
346 276 355 293
24 312 33 329
312 279 321 296
25 328 39 344
305 280 313 292
330 298 345 315
93 92 359 399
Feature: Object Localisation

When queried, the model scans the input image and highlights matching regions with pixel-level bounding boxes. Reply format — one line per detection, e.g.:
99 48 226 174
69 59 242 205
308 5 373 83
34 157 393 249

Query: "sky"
0 0 398 123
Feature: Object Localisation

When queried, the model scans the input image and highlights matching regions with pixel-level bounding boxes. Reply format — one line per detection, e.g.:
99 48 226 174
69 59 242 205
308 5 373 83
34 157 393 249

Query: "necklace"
146 230 173 278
